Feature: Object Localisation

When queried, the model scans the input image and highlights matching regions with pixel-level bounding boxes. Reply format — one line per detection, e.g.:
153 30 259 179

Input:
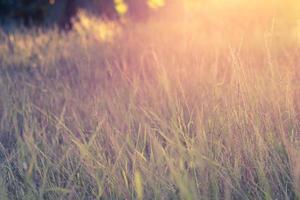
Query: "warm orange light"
147 0 165 9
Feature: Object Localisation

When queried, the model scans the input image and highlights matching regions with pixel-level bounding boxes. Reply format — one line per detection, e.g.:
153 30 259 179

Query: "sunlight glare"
114 0 128 15
147 0 165 9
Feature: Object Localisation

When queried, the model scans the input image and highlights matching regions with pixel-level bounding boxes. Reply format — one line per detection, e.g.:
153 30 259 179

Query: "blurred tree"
46 0 77 29
0 0 9 17
0 0 48 25
0 0 78 28
0 0 167 27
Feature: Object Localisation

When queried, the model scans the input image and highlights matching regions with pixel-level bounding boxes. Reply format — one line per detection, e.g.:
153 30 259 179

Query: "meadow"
0 4 300 199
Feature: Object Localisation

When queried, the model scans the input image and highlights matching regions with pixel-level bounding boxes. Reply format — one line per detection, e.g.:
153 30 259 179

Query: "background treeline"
0 0 162 28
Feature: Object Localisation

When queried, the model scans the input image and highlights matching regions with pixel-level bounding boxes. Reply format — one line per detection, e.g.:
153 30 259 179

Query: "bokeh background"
0 0 299 27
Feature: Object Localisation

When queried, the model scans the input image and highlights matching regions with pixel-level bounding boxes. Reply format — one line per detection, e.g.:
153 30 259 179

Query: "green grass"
0 13 300 199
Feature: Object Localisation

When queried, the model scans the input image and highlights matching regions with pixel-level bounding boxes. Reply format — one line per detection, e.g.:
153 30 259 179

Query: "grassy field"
1 8 300 199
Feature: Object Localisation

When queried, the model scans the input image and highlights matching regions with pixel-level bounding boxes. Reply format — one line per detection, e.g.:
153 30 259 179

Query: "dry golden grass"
0 7 300 200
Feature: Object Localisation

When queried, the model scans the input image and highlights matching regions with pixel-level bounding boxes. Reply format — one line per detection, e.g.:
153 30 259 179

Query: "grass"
0 10 300 199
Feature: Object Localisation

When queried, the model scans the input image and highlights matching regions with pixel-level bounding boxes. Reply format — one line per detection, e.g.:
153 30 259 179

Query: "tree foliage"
0 0 166 27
